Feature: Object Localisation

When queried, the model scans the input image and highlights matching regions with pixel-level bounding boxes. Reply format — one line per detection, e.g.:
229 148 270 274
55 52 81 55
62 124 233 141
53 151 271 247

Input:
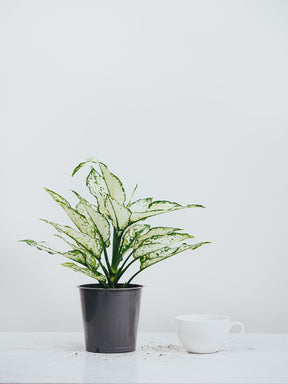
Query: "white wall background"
0 0 287 333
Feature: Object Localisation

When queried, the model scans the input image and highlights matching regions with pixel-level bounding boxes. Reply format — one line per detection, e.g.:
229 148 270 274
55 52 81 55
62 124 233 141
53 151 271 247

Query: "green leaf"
44 188 94 236
133 233 194 258
54 234 82 250
86 168 110 217
61 262 106 282
20 239 59 254
85 253 98 269
130 200 204 223
105 196 131 230
72 191 110 247
61 250 87 264
54 234 96 264
129 198 152 212
148 200 205 211
130 210 165 222
140 242 210 269
126 184 138 207
99 162 126 205
133 226 182 248
148 200 181 210
71 157 98 177
41 220 103 258
120 224 150 255
20 239 87 265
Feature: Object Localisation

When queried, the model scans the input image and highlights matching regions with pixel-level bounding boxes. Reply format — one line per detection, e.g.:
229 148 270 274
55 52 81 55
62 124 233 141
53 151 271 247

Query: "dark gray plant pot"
78 284 143 353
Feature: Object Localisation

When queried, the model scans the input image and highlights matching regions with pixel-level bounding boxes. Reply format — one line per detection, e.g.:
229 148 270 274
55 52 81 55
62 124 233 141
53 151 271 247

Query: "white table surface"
0 332 287 384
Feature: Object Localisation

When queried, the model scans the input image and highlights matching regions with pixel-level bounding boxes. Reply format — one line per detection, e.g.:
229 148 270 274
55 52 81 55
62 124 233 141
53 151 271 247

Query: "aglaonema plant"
21 159 209 288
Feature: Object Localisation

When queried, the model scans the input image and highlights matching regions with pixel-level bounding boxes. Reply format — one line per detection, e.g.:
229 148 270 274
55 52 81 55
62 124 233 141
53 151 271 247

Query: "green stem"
103 246 113 275
98 259 113 287
117 250 134 273
123 267 144 287
98 280 108 288
114 255 138 284
111 228 119 273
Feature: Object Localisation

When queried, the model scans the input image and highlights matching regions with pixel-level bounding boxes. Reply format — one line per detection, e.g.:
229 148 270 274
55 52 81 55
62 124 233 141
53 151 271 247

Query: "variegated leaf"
20 239 59 254
130 201 204 223
44 188 94 236
129 198 152 212
126 184 138 207
76 201 93 221
54 234 97 265
120 224 150 255
133 233 193 258
61 250 87 264
41 220 102 258
72 157 98 177
133 226 182 248
148 200 181 211
62 262 106 282
130 210 165 222
20 239 87 265
99 162 126 205
105 196 131 230
85 253 98 269
73 191 110 247
140 242 210 269
54 234 82 250
148 200 205 212
86 168 110 217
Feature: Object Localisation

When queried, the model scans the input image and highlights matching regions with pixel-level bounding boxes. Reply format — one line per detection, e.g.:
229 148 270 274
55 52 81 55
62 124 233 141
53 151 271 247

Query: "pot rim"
77 283 143 291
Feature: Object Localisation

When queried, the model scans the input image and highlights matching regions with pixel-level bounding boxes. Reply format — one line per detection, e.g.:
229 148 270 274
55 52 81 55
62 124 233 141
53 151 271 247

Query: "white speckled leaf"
75 201 93 222
71 157 98 177
130 210 163 222
130 201 204 223
20 240 59 254
133 233 193 258
120 224 150 255
148 200 181 211
105 197 131 230
73 191 110 247
128 198 152 212
54 234 94 261
41 220 102 258
61 250 87 264
85 253 98 269
99 162 126 205
20 239 87 265
54 234 81 249
61 262 106 282
133 227 182 248
86 168 110 217
140 242 209 269
44 189 94 236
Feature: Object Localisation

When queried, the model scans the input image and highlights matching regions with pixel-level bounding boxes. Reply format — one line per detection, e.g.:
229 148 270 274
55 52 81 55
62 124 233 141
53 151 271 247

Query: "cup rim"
176 314 230 322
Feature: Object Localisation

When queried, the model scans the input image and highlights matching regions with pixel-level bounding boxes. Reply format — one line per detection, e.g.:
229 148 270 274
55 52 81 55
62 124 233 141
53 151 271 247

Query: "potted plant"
21 159 209 353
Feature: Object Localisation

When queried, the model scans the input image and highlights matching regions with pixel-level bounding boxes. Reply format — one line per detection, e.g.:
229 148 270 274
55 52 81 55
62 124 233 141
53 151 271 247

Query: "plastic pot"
78 284 142 353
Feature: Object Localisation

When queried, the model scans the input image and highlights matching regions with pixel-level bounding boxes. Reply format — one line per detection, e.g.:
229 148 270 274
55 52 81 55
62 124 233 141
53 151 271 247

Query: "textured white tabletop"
0 332 287 384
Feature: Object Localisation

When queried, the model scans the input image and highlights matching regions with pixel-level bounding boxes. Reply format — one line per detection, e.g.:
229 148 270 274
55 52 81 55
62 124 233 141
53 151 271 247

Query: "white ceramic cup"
176 314 245 353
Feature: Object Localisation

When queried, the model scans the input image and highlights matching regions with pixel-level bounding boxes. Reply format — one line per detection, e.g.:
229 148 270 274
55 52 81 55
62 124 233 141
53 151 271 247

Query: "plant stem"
98 259 113 287
117 250 134 273
114 256 138 284
103 246 113 275
111 228 119 273
123 268 144 287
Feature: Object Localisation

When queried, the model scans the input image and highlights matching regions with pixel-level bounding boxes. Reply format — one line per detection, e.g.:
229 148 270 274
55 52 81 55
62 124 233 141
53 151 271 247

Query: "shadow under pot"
78 284 143 353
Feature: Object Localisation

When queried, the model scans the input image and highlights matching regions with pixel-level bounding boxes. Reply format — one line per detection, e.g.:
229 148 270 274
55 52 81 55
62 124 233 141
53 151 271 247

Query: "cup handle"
224 321 245 344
